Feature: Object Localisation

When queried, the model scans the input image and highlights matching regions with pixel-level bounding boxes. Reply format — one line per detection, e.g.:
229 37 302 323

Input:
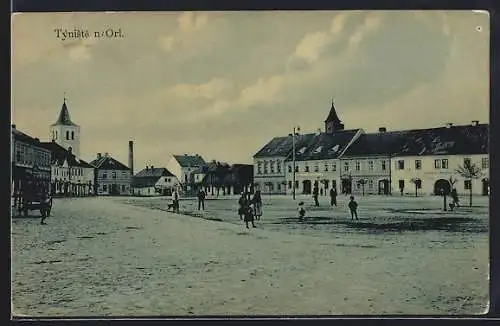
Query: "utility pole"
292 126 300 200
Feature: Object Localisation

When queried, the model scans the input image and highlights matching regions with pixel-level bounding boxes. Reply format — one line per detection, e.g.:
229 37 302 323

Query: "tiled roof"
254 129 360 160
51 101 78 126
342 132 407 157
173 154 206 167
131 167 176 188
89 155 130 170
393 124 488 156
12 128 47 148
40 141 94 168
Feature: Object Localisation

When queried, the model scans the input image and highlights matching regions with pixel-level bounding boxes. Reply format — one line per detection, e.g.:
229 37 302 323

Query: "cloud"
158 12 210 52
169 78 233 100
66 38 97 61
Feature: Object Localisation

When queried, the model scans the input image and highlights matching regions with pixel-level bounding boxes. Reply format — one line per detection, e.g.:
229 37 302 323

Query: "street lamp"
289 126 300 200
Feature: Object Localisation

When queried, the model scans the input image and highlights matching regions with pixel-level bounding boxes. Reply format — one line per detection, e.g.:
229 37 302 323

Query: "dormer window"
298 147 307 155
313 146 323 153
331 144 340 152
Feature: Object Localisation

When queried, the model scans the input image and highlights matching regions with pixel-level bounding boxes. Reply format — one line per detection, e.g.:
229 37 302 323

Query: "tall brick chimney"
128 140 134 175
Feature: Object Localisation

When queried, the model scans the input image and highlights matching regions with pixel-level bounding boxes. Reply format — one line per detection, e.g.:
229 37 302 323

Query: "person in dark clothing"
329 187 337 207
244 204 256 229
313 185 319 206
450 188 460 208
197 188 206 210
348 195 358 220
298 201 306 221
238 193 247 220
252 188 263 220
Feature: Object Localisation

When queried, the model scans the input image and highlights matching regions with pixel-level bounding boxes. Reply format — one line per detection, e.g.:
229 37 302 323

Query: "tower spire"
63 92 67 104
324 98 344 134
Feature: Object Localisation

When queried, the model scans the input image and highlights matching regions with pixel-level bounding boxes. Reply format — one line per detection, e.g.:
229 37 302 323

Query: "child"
244 203 256 229
348 195 359 220
298 201 306 221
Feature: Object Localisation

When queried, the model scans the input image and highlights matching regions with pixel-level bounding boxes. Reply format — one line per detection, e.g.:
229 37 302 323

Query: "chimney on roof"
11 124 16 129
146 165 149 171
184 153 187 156
472 120 479 126
445 122 453 128
128 140 134 175
97 153 102 159
34 138 40 142
104 152 109 157
379 127 387 133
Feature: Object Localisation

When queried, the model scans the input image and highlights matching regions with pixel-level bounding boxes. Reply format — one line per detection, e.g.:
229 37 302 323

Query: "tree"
410 178 422 197
358 179 367 196
456 160 484 207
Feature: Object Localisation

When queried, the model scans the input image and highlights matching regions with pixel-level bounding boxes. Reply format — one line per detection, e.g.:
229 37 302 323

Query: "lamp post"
290 126 300 200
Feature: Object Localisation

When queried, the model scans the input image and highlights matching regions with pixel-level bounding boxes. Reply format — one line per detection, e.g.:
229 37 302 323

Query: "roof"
342 131 406 157
40 141 94 168
89 155 130 170
173 154 206 167
12 128 48 150
51 100 78 126
254 129 360 160
324 100 342 123
131 167 176 188
393 124 488 156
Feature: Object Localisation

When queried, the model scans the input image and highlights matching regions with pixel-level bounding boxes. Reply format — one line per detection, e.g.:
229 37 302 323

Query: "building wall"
253 156 287 194
339 156 391 195
284 159 341 196
96 169 131 195
155 175 179 190
132 186 157 196
50 124 81 158
166 158 182 184
390 154 489 196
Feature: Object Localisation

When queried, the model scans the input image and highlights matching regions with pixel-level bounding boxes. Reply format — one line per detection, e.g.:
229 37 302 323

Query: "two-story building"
167 154 206 191
89 152 131 195
40 141 95 196
390 122 489 196
131 166 179 196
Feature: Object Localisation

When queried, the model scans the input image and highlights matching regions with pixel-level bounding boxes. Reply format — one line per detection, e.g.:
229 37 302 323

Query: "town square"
11 11 490 317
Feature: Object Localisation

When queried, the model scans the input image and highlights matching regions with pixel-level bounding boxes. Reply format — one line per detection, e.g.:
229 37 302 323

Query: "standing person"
252 187 263 220
450 188 460 208
238 192 247 220
197 187 206 211
298 201 306 221
40 189 50 225
244 200 256 229
313 184 319 207
330 187 337 207
348 195 359 220
173 188 180 213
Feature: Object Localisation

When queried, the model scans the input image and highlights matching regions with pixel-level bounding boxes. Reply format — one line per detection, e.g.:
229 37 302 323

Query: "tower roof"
324 99 342 124
51 99 78 126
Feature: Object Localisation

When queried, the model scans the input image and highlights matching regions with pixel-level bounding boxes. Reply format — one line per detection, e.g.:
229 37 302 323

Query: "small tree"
410 178 421 197
456 160 484 207
358 179 367 196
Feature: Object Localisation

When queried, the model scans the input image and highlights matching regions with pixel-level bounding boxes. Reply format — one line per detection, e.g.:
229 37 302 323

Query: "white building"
131 166 179 196
90 153 131 195
166 154 206 190
49 98 81 158
253 136 291 195
40 141 95 196
390 122 489 196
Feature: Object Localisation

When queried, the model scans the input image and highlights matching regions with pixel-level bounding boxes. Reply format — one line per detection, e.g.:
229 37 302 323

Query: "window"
324 164 329 172
257 162 262 174
288 165 292 173
355 161 360 171
368 180 373 189
270 160 275 173
66 131 70 140
277 160 281 173
314 165 319 172
103 185 107 191
71 131 74 140
368 161 374 172
264 161 268 174
167 178 171 183
415 160 422 170
381 160 386 171
277 183 281 191
397 160 404 170
441 159 448 169
332 180 337 190
344 162 349 172
464 158 471 166
102 172 107 179
112 171 117 179
295 180 299 189
399 180 405 190
356 182 360 190
434 159 441 169
288 181 292 189
324 180 329 189
482 157 489 169
305 165 310 172
332 163 337 171
464 180 471 190
294 166 299 173
122 185 126 191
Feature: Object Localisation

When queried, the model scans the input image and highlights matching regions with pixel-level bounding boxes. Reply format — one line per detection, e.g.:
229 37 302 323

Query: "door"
482 178 489 196
302 180 312 194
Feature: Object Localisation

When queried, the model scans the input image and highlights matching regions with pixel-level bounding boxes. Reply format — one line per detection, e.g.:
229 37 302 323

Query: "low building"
40 141 95 196
167 154 206 190
390 122 489 196
89 152 131 195
131 166 179 196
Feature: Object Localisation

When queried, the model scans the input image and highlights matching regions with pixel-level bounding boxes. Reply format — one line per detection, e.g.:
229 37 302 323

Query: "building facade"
131 166 179 196
167 154 206 190
90 153 131 195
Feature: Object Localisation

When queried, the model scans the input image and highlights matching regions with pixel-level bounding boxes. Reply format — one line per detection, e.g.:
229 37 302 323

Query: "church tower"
49 96 81 157
324 99 344 134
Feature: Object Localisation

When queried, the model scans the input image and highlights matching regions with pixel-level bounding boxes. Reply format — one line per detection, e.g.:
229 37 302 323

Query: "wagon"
16 190 52 218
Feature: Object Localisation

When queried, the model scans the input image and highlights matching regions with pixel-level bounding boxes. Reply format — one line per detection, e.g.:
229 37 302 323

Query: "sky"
11 10 489 169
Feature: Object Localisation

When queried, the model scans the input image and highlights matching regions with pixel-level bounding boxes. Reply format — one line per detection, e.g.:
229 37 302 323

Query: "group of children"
298 195 359 221
238 189 263 229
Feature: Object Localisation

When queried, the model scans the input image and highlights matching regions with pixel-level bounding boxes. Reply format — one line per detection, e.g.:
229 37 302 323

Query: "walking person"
329 187 337 207
313 184 319 207
450 188 460 208
252 187 263 220
297 201 306 221
172 188 180 213
244 200 256 229
238 192 247 221
348 195 359 220
197 187 206 211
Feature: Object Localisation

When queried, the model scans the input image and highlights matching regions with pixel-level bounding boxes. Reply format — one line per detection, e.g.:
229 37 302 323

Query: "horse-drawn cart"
12 176 52 218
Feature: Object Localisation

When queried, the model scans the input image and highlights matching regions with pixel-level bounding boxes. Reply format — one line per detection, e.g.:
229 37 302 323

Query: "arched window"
55 131 58 140
71 131 74 140
66 131 70 140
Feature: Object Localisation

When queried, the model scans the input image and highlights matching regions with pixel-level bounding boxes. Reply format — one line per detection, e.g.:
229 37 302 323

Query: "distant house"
390 122 489 196
131 166 179 196
40 141 95 196
166 154 206 190
89 152 131 195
